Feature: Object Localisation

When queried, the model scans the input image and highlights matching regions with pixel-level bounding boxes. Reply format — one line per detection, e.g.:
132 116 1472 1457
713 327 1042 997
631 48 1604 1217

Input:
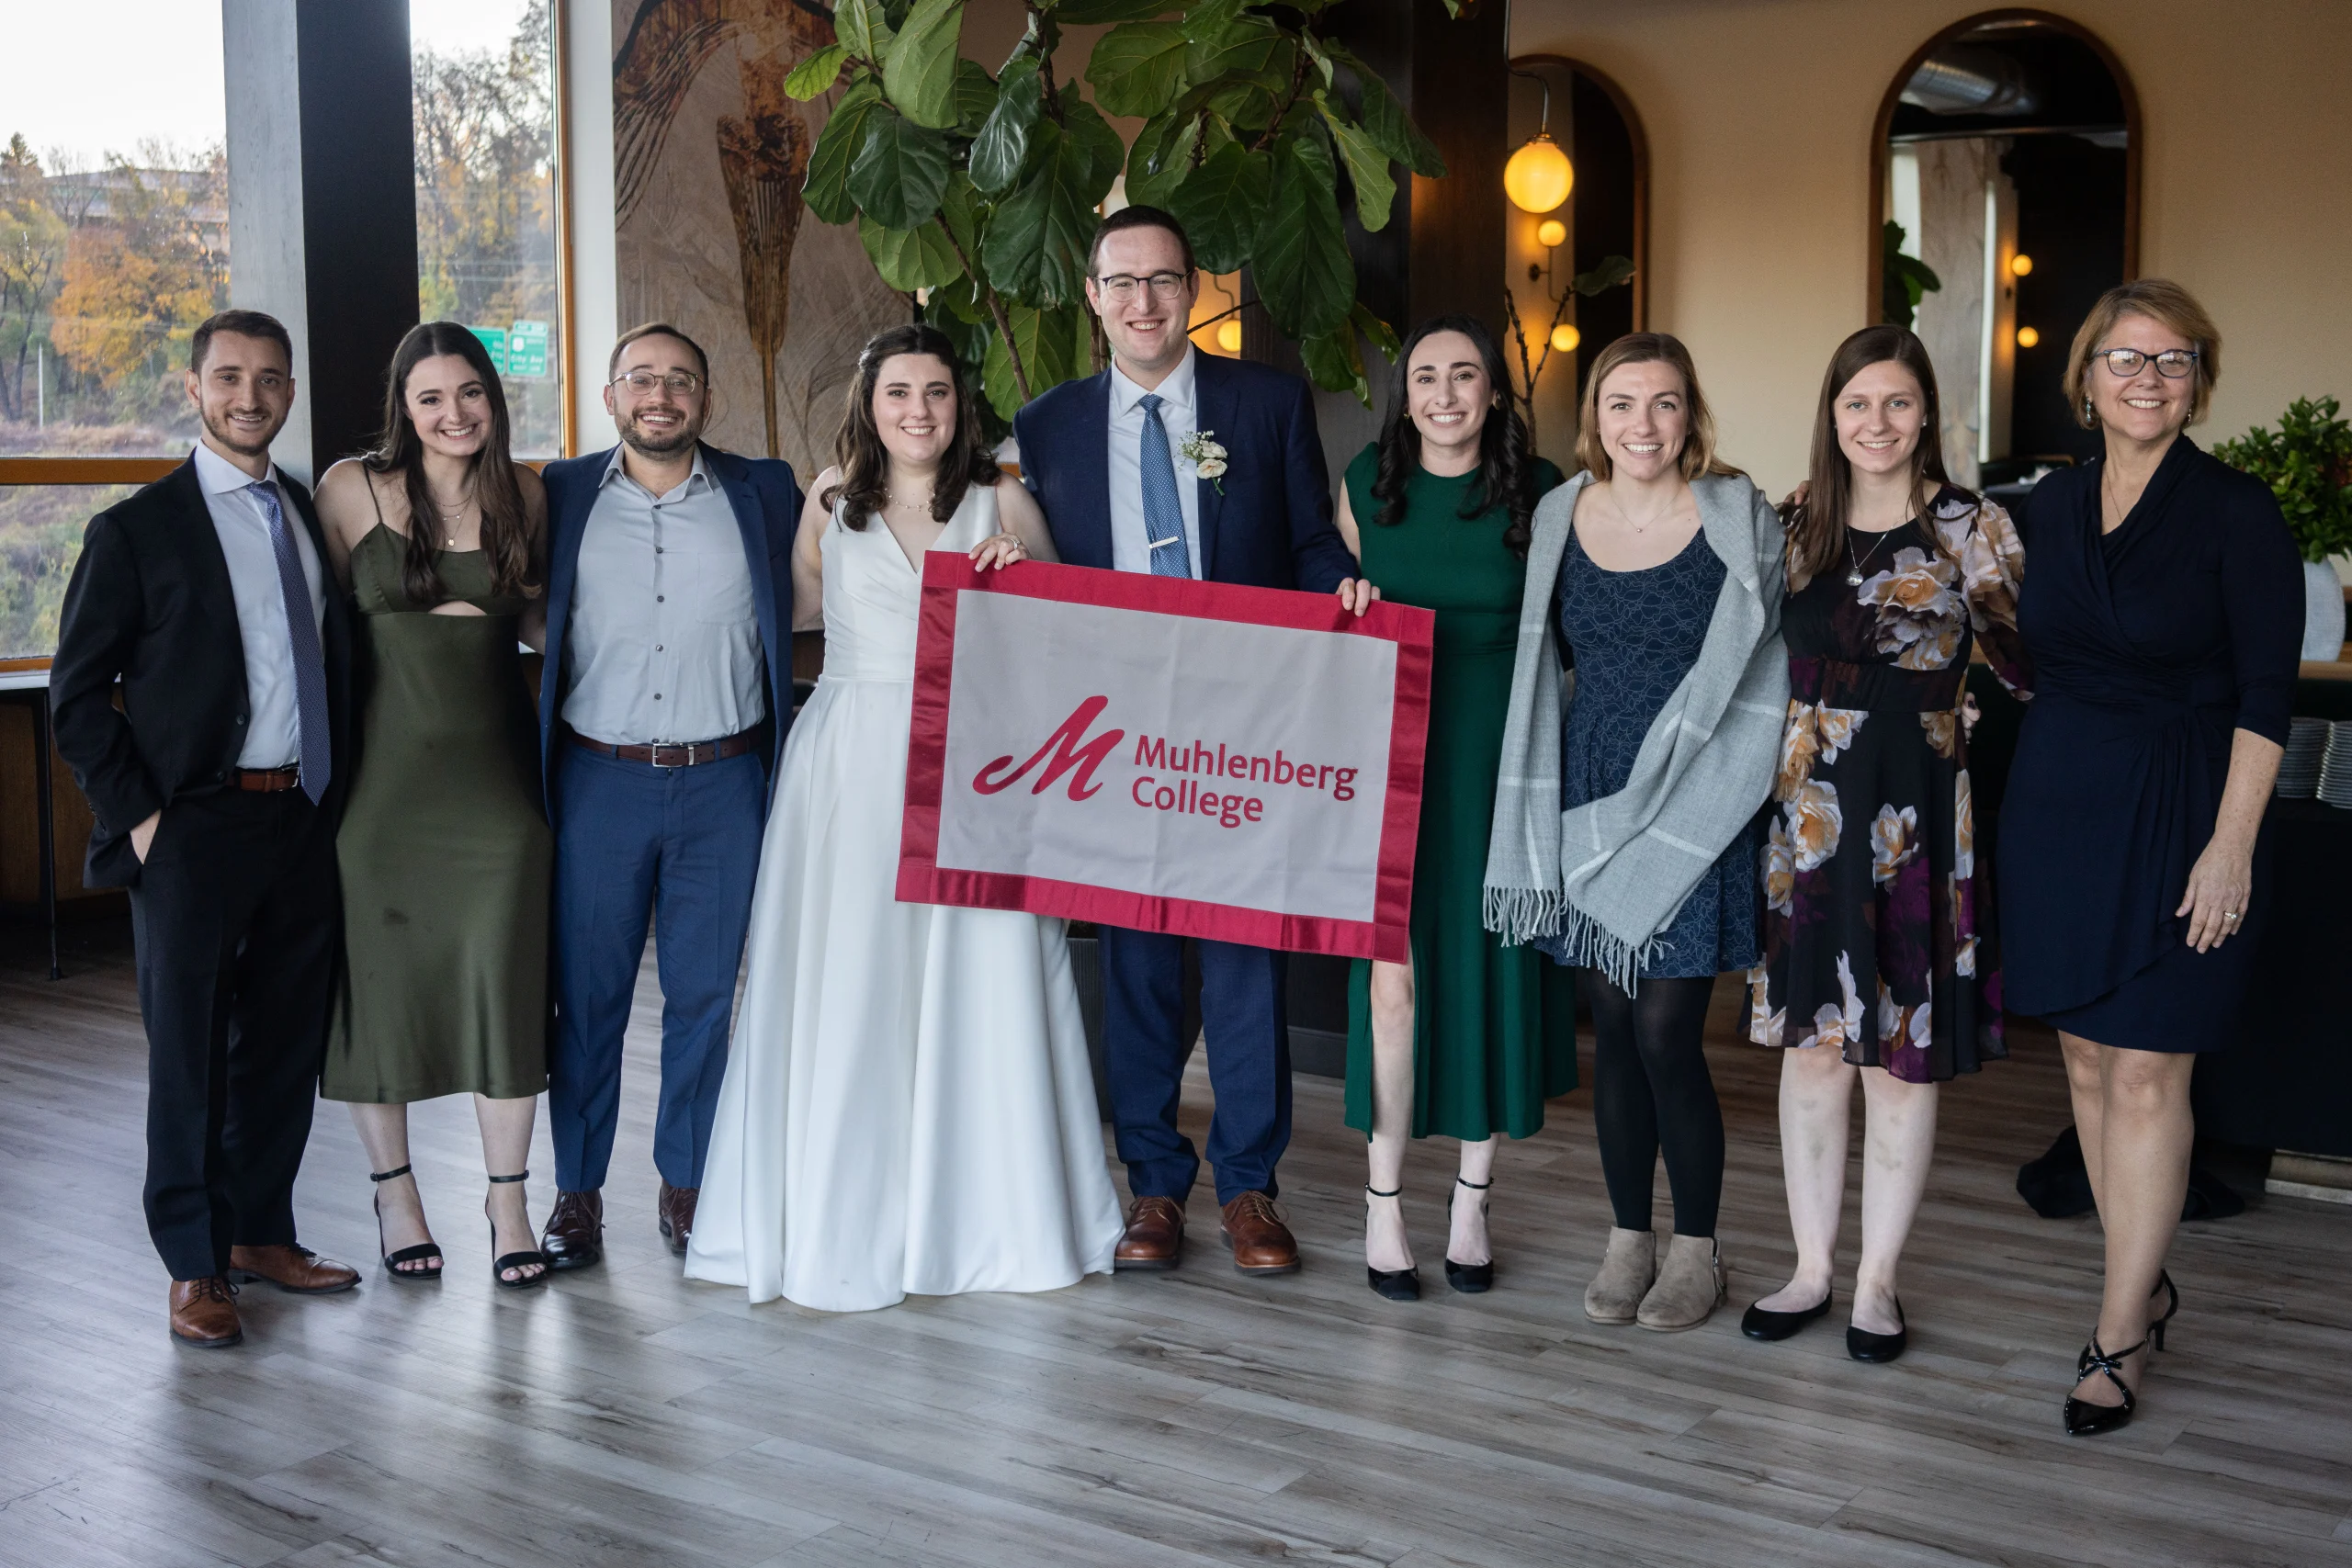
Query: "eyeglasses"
2098 348 2200 379
610 369 705 397
1093 271 1191 303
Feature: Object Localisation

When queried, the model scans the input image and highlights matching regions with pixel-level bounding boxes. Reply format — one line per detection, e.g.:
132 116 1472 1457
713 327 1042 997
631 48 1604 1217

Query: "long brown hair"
1573 333 1742 482
820 323 1001 529
368 321 536 604
1371 314 1538 555
1787 325 1962 591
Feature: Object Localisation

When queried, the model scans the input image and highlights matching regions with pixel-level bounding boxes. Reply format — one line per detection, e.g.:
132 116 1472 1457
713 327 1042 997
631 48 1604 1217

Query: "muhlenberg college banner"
899 556 1435 962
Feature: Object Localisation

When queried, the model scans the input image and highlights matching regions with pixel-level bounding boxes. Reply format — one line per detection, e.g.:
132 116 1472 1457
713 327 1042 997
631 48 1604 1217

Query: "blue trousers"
548 745 764 1192
1100 929 1291 1204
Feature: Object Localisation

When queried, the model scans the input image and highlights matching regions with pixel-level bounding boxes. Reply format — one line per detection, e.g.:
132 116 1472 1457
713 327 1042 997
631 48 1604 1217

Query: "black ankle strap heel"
1363 1186 1419 1302
485 1171 548 1290
1444 1178 1495 1295
368 1163 442 1281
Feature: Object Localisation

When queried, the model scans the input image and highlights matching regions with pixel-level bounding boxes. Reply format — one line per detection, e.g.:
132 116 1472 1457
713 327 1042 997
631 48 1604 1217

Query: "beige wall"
1509 0 2352 495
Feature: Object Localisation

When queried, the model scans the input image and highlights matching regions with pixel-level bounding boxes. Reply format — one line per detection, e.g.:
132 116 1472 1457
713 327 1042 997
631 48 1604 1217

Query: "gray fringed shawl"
1482 469 1791 990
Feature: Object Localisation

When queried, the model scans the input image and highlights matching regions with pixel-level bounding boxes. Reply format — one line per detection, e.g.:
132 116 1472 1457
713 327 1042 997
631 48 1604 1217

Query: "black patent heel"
485 1171 548 1289
1444 1178 1494 1294
369 1164 443 1282
1363 1186 1419 1302
2064 1332 2147 1437
2149 1269 2179 1352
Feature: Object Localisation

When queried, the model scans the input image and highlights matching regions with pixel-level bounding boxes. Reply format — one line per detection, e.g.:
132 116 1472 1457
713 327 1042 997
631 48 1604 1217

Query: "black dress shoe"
539 1189 604 1272
1846 1299 1907 1363
1741 1294 1830 1341
1366 1265 1420 1302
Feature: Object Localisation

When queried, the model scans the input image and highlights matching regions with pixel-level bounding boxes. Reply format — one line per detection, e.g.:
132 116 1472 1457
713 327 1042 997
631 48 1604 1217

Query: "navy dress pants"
1100 928 1291 1204
549 745 764 1192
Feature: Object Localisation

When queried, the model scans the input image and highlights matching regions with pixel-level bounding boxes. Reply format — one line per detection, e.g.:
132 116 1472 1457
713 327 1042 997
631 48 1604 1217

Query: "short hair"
2062 278 2222 429
1089 205 1195 277
1574 332 1741 481
189 309 292 374
608 321 711 384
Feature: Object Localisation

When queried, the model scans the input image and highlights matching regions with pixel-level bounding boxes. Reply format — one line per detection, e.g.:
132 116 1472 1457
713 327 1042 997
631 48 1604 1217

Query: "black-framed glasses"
611 369 704 397
2099 348 2199 379
1093 271 1190 303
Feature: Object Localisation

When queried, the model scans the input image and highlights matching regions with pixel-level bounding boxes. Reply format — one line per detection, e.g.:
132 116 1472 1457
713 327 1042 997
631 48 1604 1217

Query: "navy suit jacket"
1012 353 1354 593
536 442 799 818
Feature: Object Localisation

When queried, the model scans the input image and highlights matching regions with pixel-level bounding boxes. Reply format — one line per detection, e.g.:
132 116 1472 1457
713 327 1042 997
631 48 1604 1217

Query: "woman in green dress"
313 321 553 1288
1338 315 1577 1301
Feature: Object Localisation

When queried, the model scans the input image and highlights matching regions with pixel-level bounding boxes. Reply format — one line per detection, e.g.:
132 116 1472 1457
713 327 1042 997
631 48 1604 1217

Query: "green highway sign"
469 326 508 375
510 320 549 378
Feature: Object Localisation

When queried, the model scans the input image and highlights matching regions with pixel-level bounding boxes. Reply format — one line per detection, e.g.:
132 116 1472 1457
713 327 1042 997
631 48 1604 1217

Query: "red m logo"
973 695 1125 801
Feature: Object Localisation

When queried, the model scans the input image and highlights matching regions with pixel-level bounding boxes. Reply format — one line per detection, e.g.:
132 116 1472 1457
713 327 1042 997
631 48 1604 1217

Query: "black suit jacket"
51 457 354 888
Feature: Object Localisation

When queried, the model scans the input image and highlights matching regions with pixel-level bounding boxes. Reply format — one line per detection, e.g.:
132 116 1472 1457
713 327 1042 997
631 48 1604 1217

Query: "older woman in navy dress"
1999 280 2300 1437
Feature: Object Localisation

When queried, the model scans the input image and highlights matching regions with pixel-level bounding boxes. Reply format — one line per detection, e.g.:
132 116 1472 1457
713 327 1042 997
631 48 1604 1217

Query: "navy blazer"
1012 352 1354 593
537 442 799 817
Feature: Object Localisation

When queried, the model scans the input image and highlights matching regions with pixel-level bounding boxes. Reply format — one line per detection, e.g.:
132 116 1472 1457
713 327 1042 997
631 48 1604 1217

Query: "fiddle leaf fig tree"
793 0 1452 422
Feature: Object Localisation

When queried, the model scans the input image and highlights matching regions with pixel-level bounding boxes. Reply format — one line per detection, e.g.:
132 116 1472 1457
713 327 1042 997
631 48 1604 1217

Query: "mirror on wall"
1505 56 1646 464
1872 15 2138 501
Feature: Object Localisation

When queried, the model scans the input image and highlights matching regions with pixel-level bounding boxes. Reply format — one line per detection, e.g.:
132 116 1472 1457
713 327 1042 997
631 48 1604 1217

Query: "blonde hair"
2062 278 2222 430
1575 333 1742 480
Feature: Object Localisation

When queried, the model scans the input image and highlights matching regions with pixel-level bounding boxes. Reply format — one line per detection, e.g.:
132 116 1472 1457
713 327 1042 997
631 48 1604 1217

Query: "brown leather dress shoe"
541 1189 604 1271
227 1244 360 1294
1114 1195 1186 1271
658 1181 698 1257
169 1277 243 1348
1220 1190 1301 1275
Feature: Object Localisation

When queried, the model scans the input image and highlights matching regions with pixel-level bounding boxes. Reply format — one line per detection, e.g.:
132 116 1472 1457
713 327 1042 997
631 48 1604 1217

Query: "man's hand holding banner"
898 556 1434 962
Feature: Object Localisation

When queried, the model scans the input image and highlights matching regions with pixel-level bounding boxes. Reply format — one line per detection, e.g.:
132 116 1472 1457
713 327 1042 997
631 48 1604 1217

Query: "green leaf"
951 59 996 134
784 43 850 101
858 213 965 290
983 300 1090 419
1178 0 1246 50
1203 79 1280 134
936 170 983 260
882 0 963 129
1320 100 1396 231
1165 140 1268 275
1050 0 1174 22
847 105 952 230
1299 32 1336 92
1124 104 1203 210
1327 42 1443 176
1299 319 1368 404
1085 22 1192 118
1252 135 1351 339
803 78 887 225
1059 89 1127 198
835 0 896 64
1350 299 1401 365
1186 12 1283 83
930 272 993 326
1571 254 1637 297
969 56 1042 193
981 121 1100 306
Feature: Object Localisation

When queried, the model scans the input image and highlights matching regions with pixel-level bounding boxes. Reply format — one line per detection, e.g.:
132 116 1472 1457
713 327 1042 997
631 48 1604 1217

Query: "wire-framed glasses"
2098 348 2199 379
1094 272 1190 303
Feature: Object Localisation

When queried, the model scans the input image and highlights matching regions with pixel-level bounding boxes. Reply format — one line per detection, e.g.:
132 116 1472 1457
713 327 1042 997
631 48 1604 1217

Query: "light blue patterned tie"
247 481 332 804
1137 392 1192 579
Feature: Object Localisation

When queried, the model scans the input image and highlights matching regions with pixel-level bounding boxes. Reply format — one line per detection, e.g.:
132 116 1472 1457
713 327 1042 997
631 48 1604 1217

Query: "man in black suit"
52 309 361 1348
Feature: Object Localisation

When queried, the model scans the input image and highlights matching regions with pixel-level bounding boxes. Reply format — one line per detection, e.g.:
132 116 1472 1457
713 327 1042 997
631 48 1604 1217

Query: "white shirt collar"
193 440 281 497
600 441 713 495
1110 346 1197 419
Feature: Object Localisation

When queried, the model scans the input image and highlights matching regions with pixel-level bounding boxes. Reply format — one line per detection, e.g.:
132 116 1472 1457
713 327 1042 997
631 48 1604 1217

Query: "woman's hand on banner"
971 532 1029 572
1336 578 1382 616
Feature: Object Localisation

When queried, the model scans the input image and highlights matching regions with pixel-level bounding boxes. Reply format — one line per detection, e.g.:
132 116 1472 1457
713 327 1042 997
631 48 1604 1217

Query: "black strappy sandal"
369 1165 443 1282
1445 1177 1495 1294
485 1171 549 1289
2147 1269 2179 1351
1363 1186 1419 1302
2064 1331 2147 1437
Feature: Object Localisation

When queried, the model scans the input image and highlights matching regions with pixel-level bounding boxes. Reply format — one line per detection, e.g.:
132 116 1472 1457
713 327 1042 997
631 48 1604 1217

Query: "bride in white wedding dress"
685 326 1121 1311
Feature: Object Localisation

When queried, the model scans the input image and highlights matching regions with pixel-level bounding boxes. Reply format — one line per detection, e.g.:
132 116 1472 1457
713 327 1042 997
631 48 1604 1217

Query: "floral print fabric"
1747 488 2030 1082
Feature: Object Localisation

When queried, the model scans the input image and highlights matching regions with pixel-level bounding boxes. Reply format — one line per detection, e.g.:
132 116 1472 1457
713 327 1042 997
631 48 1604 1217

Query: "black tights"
1580 970 1724 1238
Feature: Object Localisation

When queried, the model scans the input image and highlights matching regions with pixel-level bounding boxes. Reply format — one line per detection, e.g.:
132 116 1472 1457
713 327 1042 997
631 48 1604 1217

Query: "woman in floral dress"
1742 326 2030 1361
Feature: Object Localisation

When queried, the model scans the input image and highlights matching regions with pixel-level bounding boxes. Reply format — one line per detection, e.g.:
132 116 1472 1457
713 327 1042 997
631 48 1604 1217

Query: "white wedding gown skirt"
685 487 1121 1311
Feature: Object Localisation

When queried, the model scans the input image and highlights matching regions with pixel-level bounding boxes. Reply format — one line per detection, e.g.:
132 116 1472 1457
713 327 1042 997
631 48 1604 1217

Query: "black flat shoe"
1363 1185 1418 1302
1846 1298 1907 1363
1741 1294 1829 1341
2064 1330 2146 1437
1443 1178 1494 1294
368 1164 443 1282
485 1171 548 1290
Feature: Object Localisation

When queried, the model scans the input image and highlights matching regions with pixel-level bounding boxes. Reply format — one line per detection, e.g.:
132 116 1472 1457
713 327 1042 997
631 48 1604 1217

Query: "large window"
412 0 566 459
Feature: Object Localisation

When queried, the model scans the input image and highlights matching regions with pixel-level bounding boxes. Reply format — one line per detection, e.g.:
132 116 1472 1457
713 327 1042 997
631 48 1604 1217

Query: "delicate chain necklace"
1844 523 1901 586
427 486 473 547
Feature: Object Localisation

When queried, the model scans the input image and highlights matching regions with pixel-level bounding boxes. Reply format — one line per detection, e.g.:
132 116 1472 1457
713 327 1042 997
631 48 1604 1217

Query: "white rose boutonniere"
1180 431 1229 493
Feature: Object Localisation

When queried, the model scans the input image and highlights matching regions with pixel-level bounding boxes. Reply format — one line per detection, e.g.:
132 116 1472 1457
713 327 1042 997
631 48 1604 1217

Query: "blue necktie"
1137 392 1192 579
248 481 332 804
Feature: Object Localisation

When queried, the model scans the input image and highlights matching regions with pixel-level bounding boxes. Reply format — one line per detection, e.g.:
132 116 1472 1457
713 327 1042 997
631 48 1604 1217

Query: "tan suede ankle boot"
1583 1226 1657 1325
1636 1233 1725 1331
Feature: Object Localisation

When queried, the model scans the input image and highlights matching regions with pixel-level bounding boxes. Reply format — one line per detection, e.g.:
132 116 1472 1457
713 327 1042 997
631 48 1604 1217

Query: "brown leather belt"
569 729 757 768
236 765 303 793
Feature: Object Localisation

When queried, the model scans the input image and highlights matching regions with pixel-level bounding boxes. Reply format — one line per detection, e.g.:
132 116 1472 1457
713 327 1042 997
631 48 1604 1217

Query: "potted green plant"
2214 396 2352 660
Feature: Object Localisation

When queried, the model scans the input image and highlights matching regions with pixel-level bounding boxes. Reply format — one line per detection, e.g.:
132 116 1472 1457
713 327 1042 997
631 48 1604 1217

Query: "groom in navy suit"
1014 207 1374 1275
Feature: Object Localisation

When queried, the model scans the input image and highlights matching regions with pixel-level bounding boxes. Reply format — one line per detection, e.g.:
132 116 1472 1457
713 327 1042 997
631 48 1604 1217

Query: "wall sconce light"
1536 219 1567 249
1551 323 1580 354
1216 318 1242 354
2015 324 2040 348
1505 73 1573 213
2010 253 2034 276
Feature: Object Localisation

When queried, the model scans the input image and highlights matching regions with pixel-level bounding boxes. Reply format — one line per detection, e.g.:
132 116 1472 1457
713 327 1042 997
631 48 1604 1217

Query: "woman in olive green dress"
1339 315 1577 1301
314 321 553 1288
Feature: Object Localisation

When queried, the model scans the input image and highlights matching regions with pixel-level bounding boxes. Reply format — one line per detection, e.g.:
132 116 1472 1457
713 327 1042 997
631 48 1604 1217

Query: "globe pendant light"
1505 74 1574 213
